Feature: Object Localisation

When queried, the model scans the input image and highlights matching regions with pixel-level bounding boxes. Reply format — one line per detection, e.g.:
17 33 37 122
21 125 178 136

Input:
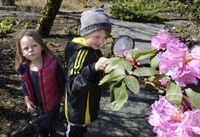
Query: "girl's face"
20 36 43 62
85 29 108 50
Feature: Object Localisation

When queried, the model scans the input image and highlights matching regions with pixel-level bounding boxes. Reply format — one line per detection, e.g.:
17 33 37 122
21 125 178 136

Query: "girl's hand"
95 57 108 71
24 96 36 113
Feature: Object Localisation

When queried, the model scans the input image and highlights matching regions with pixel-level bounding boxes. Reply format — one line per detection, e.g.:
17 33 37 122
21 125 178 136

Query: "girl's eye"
23 47 29 51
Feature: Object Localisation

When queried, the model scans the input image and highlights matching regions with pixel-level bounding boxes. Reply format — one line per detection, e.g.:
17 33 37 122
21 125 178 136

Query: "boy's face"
85 29 108 50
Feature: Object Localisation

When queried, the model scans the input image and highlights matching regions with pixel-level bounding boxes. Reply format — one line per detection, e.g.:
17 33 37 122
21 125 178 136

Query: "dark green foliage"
169 23 200 49
110 0 188 22
0 18 14 37
186 0 200 24
110 1 161 22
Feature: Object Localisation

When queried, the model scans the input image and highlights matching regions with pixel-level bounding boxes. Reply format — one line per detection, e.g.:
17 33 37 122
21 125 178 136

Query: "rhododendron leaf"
147 76 156 82
144 82 156 91
157 88 165 94
124 76 139 94
104 57 121 73
119 59 133 72
112 67 126 76
185 88 200 108
99 74 114 85
99 68 126 85
166 82 183 105
104 56 121 64
133 67 157 77
150 55 159 69
105 58 132 74
136 50 157 60
129 49 139 58
110 82 128 111
99 74 125 85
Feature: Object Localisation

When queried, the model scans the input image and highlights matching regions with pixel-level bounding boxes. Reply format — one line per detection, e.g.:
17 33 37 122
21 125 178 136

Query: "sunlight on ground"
16 0 103 12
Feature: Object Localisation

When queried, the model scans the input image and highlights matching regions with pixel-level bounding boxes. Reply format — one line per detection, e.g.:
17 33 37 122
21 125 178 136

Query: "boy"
64 7 112 137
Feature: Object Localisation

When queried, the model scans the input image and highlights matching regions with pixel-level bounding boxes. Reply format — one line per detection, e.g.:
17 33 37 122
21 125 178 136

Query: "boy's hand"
24 96 36 113
95 57 108 71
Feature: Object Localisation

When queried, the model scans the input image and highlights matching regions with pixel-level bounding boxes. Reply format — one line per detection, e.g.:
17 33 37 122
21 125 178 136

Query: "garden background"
0 0 200 137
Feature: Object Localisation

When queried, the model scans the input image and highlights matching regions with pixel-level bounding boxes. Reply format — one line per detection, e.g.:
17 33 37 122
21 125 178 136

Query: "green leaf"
124 76 140 94
105 57 133 74
166 82 183 106
150 55 159 69
110 82 128 111
104 57 121 64
136 49 157 60
185 88 200 108
99 68 126 85
133 67 157 77
121 60 133 73
129 49 139 58
104 57 121 73
112 67 126 77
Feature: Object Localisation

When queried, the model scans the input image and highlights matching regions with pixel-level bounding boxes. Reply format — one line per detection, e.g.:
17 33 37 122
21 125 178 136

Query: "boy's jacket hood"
72 37 89 47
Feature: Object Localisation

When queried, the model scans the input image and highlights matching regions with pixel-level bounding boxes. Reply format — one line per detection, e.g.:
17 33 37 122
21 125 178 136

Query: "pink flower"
123 51 138 67
159 79 168 88
189 46 200 79
148 96 200 137
151 29 174 49
158 38 200 86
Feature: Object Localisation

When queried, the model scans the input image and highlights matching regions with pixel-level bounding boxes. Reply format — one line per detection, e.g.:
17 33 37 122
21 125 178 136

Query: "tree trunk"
37 0 63 37
0 0 15 6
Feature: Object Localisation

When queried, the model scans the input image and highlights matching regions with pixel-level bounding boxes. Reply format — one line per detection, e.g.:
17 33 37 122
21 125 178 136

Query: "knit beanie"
80 7 112 36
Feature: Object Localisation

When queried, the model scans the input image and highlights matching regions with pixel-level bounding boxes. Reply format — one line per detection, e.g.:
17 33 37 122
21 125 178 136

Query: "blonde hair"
15 29 54 69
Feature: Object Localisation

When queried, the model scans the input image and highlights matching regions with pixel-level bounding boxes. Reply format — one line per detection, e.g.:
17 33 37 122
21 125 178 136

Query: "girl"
15 29 65 137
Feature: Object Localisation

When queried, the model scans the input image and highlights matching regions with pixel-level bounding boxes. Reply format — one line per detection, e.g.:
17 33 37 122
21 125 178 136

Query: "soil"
0 3 161 137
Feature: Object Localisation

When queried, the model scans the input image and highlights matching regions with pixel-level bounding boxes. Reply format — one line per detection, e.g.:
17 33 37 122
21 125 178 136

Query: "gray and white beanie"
80 7 112 36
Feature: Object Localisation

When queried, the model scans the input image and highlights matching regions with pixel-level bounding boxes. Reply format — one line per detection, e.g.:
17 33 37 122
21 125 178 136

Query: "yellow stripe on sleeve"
70 49 85 75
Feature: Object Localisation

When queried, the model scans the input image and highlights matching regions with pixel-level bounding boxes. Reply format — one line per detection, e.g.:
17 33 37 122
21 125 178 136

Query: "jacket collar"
72 37 89 47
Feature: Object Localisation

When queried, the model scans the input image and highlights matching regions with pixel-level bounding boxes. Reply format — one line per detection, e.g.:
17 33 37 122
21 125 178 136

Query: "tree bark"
37 0 63 37
0 0 15 6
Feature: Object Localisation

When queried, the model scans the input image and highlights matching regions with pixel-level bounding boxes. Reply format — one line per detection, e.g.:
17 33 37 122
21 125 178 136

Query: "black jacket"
64 38 103 126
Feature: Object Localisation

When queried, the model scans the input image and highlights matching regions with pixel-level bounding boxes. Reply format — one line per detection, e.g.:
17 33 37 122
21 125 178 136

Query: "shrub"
0 18 14 37
110 0 188 22
186 0 200 24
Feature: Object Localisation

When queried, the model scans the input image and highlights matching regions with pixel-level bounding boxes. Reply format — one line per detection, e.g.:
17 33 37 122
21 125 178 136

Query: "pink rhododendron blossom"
189 46 200 79
153 29 200 86
159 79 168 88
123 51 138 66
159 46 200 87
149 96 200 137
123 51 133 60
158 41 188 74
133 47 140 52
151 29 174 49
